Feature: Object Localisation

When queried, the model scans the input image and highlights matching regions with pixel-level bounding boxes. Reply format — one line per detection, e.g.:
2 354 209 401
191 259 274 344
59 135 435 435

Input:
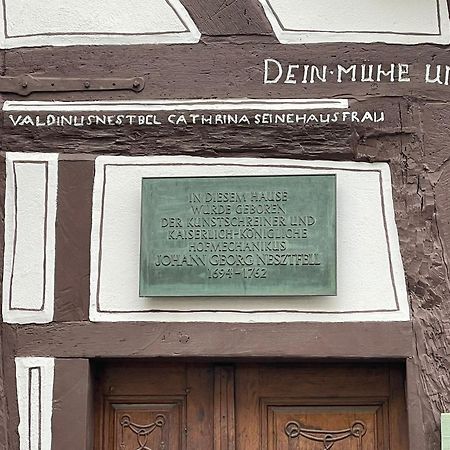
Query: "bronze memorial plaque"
140 175 336 297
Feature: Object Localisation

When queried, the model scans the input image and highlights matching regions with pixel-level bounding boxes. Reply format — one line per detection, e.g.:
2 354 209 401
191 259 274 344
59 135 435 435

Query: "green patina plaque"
139 175 336 297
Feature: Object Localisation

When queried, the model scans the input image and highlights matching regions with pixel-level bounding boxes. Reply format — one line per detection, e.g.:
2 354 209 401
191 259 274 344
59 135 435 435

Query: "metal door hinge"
0 74 145 96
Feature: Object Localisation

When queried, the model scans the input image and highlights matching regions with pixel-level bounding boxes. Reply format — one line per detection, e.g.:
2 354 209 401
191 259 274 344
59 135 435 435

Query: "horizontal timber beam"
11 321 413 359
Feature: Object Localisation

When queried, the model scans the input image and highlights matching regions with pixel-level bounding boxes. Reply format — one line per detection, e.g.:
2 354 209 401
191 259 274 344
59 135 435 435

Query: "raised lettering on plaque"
139 175 336 297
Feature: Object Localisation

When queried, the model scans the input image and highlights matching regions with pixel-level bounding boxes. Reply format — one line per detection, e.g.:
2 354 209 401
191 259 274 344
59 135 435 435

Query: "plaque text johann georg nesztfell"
139 175 336 297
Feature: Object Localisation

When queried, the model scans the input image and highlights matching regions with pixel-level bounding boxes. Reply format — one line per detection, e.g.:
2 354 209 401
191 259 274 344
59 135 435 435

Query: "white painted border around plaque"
16 357 54 450
90 155 410 323
2 152 58 324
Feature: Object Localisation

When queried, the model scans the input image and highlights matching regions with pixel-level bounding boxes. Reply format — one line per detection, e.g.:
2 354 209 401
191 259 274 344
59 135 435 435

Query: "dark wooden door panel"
235 363 408 450
95 362 214 450
95 362 408 450
268 405 383 450
113 401 182 450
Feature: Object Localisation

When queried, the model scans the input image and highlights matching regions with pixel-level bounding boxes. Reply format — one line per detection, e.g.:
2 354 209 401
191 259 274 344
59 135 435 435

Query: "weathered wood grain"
52 359 93 450
180 0 273 36
0 326 18 450
54 160 94 321
12 322 413 359
1 44 450 102
1 97 403 157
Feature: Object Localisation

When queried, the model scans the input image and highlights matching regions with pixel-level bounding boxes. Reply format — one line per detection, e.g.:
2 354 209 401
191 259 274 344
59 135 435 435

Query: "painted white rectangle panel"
260 0 450 44
2 153 58 324
16 357 54 450
90 156 409 323
273 0 439 33
0 0 200 48
11 163 47 310
29 368 41 450
6 0 185 36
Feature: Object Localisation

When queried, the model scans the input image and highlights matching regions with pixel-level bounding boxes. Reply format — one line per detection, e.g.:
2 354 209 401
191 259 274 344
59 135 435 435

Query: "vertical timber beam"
54 158 94 321
407 358 427 450
0 325 18 450
52 359 93 450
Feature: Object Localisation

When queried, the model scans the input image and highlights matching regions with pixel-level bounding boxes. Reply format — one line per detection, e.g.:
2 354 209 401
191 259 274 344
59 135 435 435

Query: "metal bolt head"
21 81 28 88
133 79 141 88
84 81 90 88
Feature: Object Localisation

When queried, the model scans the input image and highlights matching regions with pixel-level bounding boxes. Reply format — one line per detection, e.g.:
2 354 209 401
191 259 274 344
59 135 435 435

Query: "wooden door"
235 363 408 450
95 362 408 450
95 362 214 450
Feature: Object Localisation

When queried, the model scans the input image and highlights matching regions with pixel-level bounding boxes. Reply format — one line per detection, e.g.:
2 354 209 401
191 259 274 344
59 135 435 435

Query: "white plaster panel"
16 357 54 450
260 0 450 44
0 0 200 48
29 368 41 450
90 156 409 323
2 152 58 324
11 164 47 310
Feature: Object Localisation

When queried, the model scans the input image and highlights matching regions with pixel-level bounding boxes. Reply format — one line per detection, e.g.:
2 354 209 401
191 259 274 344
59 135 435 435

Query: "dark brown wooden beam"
406 358 427 450
13 321 413 359
180 0 274 36
2 43 450 102
52 359 93 450
0 325 19 450
54 160 94 321
1 97 412 159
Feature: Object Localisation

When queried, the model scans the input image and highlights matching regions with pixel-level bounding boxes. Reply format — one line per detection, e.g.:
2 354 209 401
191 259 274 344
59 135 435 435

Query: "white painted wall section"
260 0 450 44
0 0 200 48
2 152 58 324
16 357 54 450
90 156 409 323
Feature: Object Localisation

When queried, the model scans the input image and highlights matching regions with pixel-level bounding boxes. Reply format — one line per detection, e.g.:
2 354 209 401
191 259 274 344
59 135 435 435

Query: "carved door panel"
235 363 408 450
95 362 214 450
269 405 380 449
95 362 407 450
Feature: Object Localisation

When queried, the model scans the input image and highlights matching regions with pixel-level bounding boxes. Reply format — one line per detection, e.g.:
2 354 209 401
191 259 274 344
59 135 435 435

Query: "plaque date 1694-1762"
139 175 336 297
